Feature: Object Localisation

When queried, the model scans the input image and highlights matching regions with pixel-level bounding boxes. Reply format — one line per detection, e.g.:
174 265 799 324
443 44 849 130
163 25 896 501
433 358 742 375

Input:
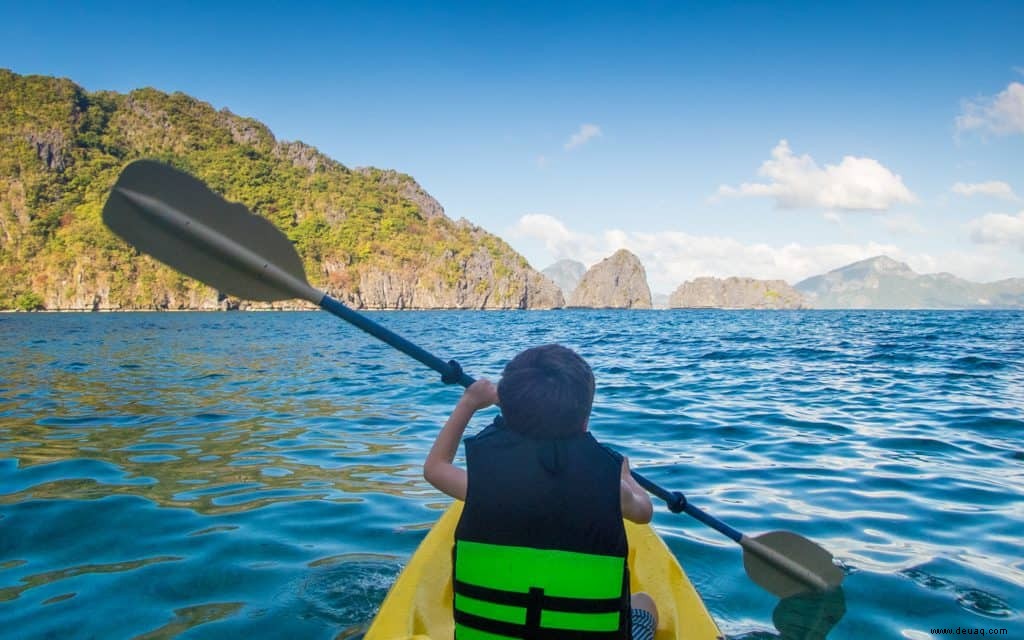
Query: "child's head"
498 344 595 438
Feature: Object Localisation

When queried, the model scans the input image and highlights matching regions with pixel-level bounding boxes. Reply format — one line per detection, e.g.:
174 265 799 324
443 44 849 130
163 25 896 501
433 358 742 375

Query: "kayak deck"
365 502 721 639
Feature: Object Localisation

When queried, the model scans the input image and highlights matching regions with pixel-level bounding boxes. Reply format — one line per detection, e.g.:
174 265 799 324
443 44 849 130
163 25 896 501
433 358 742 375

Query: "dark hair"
498 344 595 439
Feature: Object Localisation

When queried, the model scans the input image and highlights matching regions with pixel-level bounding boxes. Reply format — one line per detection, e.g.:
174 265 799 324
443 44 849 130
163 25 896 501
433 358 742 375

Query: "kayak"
365 501 721 639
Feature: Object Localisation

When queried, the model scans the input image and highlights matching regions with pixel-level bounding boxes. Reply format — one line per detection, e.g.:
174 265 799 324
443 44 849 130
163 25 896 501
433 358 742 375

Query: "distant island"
669 277 805 309
539 253 1024 310
3 69 1023 312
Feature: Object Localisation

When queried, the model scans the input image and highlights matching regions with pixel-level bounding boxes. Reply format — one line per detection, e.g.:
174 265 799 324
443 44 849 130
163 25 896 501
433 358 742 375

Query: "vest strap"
526 587 543 632
454 579 624 614
454 609 625 640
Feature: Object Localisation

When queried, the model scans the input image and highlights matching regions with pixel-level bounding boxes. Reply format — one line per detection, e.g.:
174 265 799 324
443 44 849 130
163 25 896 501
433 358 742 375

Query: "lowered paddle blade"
102 159 323 304
742 531 844 598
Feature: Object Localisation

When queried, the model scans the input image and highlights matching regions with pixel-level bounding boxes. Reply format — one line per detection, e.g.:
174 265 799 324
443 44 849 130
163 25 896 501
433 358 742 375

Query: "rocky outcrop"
274 140 335 173
324 238 565 310
542 259 586 298
569 250 652 309
355 167 447 220
26 130 68 171
334 266 563 310
669 277 805 309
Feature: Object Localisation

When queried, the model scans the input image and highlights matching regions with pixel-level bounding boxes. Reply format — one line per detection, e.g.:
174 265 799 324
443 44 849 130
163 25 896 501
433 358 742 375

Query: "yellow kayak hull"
365 502 721 639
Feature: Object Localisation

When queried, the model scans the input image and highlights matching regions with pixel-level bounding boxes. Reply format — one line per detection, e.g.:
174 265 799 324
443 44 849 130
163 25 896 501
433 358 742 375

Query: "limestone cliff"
569 250 652 309
669 277 805 309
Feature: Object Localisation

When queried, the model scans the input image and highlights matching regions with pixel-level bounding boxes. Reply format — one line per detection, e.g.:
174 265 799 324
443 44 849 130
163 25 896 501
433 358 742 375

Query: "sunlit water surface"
1 310 1021 639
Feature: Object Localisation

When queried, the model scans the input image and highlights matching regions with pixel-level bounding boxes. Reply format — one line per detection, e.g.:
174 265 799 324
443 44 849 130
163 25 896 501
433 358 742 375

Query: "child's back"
424 344 657 639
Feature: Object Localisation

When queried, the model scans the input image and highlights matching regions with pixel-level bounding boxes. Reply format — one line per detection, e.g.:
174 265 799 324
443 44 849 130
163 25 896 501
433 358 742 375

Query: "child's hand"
425 379 495 501
460 378 499 412
620 455 654 524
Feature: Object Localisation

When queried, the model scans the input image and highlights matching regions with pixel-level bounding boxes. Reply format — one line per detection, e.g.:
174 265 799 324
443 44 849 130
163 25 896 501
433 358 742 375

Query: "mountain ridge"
541 259 586 299
795 255 1024 309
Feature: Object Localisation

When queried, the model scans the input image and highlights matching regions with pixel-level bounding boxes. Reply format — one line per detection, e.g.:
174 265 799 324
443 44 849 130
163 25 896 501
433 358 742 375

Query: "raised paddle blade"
102 159 322 304
742 531 844 598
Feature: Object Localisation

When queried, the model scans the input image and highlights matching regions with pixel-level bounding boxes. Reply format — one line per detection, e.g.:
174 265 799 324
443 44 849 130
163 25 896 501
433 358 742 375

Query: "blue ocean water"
0 310 1021 639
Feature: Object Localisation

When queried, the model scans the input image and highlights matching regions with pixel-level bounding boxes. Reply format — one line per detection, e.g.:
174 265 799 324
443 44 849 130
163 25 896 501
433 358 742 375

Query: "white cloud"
951 181 1020 201
956 81 1024 136
513 213 573 246
968 210 1024 250
510 213 903 292
715 140 916 211
510 213 605 260
564 123 602 150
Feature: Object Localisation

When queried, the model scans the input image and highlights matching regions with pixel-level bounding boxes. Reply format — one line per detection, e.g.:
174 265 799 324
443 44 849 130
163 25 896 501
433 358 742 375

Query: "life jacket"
452 417 630 639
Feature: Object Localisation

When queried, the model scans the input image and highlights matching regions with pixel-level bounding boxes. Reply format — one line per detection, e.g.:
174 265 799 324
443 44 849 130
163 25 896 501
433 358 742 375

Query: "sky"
3 1 1023 293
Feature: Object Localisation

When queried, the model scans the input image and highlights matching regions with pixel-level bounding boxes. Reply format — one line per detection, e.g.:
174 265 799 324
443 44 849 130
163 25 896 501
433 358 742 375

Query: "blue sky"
3 1 1023 292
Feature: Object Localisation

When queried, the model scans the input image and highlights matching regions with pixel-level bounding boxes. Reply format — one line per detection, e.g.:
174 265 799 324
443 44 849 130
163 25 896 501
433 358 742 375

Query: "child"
424 344 658 640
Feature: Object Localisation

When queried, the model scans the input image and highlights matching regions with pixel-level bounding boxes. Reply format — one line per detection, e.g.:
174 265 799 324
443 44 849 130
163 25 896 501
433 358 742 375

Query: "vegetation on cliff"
0 69 562 310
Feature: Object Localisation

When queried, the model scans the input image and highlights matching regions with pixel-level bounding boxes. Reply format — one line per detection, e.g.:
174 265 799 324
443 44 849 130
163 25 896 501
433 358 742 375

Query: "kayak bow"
365 502 721 640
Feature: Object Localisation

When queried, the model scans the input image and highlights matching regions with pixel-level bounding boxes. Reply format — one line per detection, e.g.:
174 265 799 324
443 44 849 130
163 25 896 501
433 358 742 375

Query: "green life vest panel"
453 539 628 639
453 419 630 639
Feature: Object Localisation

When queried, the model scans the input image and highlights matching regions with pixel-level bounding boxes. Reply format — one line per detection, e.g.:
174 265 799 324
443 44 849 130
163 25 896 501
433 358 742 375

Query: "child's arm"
620 456 654 524
423 379 498 501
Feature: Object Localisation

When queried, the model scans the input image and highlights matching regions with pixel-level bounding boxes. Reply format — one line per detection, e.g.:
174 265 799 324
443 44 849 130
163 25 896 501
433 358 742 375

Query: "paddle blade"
102 160 321 303
742 531 844 598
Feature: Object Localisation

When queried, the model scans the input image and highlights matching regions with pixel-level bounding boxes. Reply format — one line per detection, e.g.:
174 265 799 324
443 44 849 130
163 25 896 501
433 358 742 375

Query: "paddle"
101 159 844 598
629 473 843 597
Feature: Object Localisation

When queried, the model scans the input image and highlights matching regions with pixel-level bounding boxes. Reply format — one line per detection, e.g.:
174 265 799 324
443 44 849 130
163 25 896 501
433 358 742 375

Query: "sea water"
0 310 1021 639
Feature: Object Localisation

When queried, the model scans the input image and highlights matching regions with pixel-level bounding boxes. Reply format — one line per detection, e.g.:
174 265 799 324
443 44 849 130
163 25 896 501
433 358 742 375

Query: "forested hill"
0 69 564 310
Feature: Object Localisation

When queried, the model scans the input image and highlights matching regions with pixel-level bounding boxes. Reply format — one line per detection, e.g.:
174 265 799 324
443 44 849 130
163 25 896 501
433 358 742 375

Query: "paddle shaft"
326 289 832 592
319 297 474 387
323 296 829 592
323 294 751 554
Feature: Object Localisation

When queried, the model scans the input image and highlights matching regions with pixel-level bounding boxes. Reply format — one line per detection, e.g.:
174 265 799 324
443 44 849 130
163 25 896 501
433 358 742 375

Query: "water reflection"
772 589 847 639
2 319 431 512
132 602 245 639
1 414 421 514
